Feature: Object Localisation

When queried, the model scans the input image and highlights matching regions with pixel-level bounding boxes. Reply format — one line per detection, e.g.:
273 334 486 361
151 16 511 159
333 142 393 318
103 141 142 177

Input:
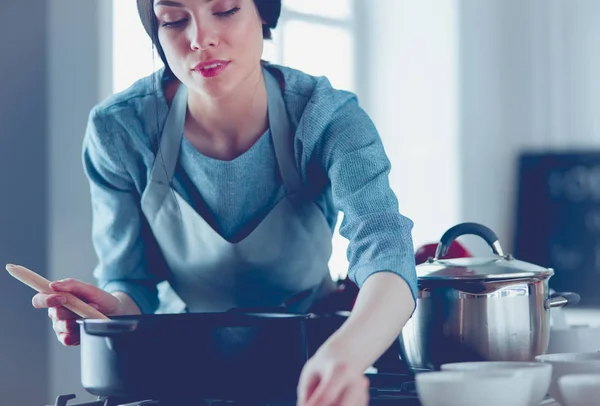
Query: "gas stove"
48 373 421 406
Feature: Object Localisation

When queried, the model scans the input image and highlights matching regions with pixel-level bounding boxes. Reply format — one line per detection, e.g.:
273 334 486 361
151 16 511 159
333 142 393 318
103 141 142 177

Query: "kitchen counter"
561 306 600 327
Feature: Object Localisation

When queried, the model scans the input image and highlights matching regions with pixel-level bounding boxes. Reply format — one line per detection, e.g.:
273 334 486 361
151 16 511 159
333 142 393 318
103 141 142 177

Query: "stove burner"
49 395 160 406
49 374 421 406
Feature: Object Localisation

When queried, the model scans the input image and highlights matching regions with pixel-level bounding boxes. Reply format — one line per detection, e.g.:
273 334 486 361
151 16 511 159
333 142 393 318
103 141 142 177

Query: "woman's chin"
188 76 236 99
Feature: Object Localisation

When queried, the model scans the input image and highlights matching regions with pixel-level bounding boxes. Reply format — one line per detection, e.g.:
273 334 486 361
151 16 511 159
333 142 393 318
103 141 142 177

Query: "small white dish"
416 370 532 406
441 361 552 405
535 351 600 404
558 373 600 406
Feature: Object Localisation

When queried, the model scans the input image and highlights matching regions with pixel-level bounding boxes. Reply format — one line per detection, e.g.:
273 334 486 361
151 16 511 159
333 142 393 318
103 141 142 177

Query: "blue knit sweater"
82 63 418 314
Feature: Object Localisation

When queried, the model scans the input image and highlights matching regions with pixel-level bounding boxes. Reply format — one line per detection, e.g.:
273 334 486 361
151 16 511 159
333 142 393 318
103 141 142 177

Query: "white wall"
363 0 461 248
536 0 600 149
458 0 528 253
48 0 110 402
459 0 600 254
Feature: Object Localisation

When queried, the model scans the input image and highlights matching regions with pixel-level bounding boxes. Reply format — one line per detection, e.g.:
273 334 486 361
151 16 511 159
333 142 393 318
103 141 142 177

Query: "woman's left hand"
296 344 369 406
296 273 415 406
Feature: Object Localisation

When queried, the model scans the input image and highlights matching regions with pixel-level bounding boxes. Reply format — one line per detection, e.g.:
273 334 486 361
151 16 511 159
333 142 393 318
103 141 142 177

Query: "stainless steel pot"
398 222 580 371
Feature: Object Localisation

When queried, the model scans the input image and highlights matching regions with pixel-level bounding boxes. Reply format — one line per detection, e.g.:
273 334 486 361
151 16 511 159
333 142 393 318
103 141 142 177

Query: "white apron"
140 69 336 313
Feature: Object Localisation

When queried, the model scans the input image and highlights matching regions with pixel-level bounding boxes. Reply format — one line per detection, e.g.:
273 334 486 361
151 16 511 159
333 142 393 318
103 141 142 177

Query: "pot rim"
417 256 554 283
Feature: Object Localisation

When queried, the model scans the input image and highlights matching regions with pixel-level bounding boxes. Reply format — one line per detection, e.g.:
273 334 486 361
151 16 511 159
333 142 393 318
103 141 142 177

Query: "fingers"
52 319 79 335
48 305 80 321
298 371 321 406
49 278 98 299
49 278 117 313
32 292 67 309
334 376 370 406
57 332 81 347
31 278 98 310
29 279 91 347
50 310 81 347
305 364 353 406
300 365 370 406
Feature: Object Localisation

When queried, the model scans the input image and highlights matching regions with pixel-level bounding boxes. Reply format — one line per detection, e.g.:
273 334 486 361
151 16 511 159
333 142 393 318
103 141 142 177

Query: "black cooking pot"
77 310 351 402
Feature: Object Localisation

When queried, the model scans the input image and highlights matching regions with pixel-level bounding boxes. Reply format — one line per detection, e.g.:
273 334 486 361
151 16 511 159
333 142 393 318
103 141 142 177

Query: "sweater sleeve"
319 95 418 301
81 107 167 314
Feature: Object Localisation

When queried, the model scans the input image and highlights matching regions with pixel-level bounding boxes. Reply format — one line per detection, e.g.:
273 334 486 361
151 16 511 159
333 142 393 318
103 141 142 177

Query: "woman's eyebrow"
156 0 215 6
155 1 184 8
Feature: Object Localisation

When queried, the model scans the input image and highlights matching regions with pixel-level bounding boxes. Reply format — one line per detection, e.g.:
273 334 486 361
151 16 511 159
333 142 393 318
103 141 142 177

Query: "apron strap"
150 83 188 185
264 69 310 202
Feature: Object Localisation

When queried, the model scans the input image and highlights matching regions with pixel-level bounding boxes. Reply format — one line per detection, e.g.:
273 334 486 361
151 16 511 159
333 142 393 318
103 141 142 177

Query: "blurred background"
1 0 599 404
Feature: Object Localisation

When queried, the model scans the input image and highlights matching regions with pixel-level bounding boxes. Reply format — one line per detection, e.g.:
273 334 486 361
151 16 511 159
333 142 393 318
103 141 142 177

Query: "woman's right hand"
31 278 137 346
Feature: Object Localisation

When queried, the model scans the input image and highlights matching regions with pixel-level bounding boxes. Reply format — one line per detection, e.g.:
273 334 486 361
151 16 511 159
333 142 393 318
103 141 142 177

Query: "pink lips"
192 60 230 78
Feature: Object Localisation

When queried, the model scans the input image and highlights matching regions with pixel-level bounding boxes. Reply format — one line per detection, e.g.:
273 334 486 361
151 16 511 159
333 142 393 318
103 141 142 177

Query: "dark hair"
136 0 282 78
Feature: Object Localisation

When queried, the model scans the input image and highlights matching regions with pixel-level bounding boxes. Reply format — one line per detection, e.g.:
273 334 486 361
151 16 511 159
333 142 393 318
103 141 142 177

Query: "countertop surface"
560 306 600 326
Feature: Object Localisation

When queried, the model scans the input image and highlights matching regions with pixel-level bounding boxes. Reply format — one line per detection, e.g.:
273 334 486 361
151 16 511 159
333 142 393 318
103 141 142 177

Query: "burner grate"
49 394 159 406
48 373 420 406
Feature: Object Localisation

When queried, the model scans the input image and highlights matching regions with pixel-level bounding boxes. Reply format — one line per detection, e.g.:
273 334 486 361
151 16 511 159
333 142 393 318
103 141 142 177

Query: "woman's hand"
31 278 141 346
296 273 416 406
297 343 369 406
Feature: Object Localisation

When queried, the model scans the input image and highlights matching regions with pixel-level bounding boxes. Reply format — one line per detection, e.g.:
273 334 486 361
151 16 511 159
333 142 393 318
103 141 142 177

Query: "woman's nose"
189 21 218 51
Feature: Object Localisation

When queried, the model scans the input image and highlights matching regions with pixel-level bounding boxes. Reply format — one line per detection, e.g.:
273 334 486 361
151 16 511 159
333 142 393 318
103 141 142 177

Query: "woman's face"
153 0 265 98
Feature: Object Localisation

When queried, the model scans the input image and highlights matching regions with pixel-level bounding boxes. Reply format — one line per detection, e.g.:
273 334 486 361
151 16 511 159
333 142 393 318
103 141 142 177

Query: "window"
112 1 356 280
112 0 163 93
272 0 355 93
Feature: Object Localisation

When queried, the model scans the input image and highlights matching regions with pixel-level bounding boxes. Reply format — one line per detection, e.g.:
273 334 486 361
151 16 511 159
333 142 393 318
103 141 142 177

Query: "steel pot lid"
417 223 554 282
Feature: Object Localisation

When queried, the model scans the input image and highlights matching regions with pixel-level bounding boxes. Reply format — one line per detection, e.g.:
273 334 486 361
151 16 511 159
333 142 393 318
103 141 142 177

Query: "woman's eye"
159 7 239 28
161 19 188 28
215 7 240 18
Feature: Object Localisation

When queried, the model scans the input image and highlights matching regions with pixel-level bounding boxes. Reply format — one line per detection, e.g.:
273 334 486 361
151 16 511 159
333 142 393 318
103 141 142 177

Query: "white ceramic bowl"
415 370 532 406
558 373 600 406
548 325 600 354
441 361 552 405
535 352 600 404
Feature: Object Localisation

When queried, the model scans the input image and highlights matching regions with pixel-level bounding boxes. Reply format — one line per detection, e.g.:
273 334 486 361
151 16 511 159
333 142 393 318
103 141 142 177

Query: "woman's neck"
184 65 268 159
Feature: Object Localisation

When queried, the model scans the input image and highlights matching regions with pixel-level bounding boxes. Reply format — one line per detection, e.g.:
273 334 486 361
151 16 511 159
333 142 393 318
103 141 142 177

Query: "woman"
32 0 418 404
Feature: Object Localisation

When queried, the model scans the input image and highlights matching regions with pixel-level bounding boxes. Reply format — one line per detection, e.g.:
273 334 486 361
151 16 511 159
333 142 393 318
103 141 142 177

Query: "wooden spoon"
5 264 109 320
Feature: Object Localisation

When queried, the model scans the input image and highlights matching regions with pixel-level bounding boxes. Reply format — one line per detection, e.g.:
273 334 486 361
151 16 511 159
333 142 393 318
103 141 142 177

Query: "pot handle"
435 222 504 259
545 292 581 309
81 319 139 336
